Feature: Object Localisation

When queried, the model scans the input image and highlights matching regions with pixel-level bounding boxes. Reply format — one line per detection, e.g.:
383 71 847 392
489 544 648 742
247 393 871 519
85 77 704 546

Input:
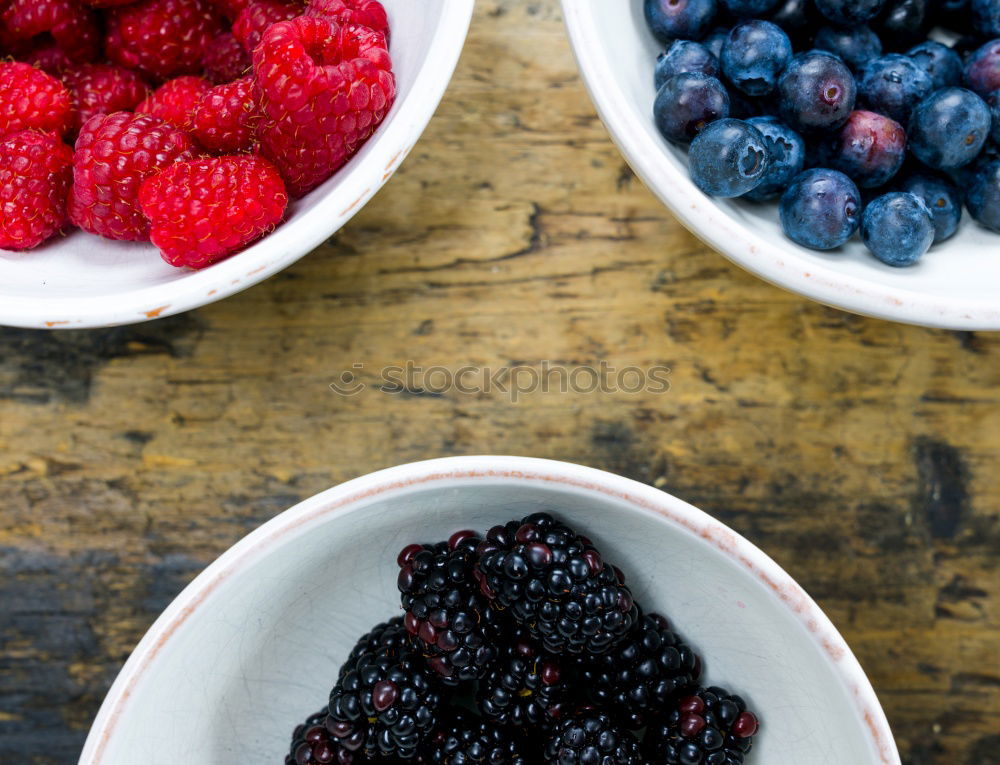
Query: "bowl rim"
1 0 475 331
79 455 900 765
561 1 1000 331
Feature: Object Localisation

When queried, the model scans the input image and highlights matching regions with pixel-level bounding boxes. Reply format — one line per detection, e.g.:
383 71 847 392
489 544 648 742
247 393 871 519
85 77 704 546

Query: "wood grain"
0 2 997 762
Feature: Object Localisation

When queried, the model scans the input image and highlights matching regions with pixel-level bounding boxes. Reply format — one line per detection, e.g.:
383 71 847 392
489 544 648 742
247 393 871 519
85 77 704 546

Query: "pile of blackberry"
285 512 760 764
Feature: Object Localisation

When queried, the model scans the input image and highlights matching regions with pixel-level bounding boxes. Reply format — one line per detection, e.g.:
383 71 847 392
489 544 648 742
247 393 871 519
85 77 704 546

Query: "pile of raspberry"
286 513 761 765
0 0 395 269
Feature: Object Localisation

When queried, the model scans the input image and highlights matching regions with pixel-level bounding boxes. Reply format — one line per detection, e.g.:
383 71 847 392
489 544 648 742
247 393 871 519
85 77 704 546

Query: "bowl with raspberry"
80 455 898 765
0 0 474 328
564 1 1000 329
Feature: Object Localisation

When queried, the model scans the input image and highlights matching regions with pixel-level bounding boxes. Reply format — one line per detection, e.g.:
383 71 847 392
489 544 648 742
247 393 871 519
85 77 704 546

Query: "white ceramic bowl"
0 1 474 330
80 456 899 765
563 2 1000 330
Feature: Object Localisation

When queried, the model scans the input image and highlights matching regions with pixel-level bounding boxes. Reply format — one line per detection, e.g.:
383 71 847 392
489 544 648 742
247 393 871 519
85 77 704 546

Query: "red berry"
136 76 211 132
371 680 398 712
80 0 136 6
62 64 150 135
680 713 706 737
253 15 395 197
69 111 198 241
138 154 288 267
1 0 100 66
397 543 423 568
192 76 261 153
306 0 389 38
677 695 705 714
0 62 73 137
233 0 305 54
0 130 73 250
200 31 252 84
105 0 224 81
17 42 76 76
205 0 250 20
733 711 758 738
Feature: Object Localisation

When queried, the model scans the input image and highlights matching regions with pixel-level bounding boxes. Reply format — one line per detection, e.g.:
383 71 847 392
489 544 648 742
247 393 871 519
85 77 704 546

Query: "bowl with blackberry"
564 0 1000 329
81 455 898 765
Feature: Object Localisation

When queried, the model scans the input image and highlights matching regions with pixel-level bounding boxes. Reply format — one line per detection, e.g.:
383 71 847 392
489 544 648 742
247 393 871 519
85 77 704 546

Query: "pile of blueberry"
646 0 1000 267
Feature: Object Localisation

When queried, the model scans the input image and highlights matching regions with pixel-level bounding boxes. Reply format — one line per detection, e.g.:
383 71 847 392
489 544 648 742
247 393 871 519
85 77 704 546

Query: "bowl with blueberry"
80 456 898 764
564 0 1000 329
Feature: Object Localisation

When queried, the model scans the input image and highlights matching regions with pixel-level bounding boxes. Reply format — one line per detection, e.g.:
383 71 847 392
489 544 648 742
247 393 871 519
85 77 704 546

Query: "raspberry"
138 155 288 268
200 31 252 84
68 111 198 241
62 64 150 135
0 62 72 137
1 0 100 66
0 130 73 251
306 0 389 38
17 43 76 76
105 0 225 81
233 0 306 54
80 0 136 6
253 15 395 197
136 76 211 131
192 76 261 153
206 0 250 21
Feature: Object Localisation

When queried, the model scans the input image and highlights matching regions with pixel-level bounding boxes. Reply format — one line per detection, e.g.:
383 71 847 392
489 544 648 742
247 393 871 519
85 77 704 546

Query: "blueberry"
823 110 906 187
963 40 1000 99
988 91 1000 144
720 0 782 18
905 41 963 90
966 159 1000 232
654 72 731 143
814 0 885 26
900 173 963 242
777 51 857 132
720 20 792 96
861 192 934 266
744 116 806 199
655 40 720 90
939 0 967 10
779 168 861 248
857 54 933 124
644 0 718 43
874 0 928 51
702 27 729 59
688 118 771 196
814 25 882 71
908 87 991 169
767 0 817 37
971 0 1000 37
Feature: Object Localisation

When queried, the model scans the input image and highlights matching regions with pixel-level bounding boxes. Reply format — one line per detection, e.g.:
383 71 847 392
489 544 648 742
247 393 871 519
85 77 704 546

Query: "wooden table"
1 2 998 762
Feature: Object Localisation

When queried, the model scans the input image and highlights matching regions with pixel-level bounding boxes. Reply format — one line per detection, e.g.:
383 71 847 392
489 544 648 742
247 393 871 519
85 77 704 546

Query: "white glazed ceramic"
80 455 899 765
0 1 474 330
563 1 1000 330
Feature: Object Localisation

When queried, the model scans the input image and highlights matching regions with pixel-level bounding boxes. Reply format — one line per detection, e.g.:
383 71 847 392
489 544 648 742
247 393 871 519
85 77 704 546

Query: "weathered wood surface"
1 2 998 762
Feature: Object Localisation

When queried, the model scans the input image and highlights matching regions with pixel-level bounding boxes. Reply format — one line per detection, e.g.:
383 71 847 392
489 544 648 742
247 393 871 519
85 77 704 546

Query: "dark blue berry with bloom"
689 118 771 196
861 191 934 266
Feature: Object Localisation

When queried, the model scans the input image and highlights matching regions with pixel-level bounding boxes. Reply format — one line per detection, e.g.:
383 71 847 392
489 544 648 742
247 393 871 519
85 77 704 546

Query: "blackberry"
286 708 371 765
426 711 529 765
580 612 701 729
476 630 569 731
398 531 508 685
543 710 642 765
644 687 759 765
328 619 443 759
474 513 639 656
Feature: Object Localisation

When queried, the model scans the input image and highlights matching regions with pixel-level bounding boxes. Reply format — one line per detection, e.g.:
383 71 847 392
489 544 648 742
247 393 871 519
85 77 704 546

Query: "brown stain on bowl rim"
340 189 372 217
44 320 70 327
143 305 169 319
87 466 897 765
